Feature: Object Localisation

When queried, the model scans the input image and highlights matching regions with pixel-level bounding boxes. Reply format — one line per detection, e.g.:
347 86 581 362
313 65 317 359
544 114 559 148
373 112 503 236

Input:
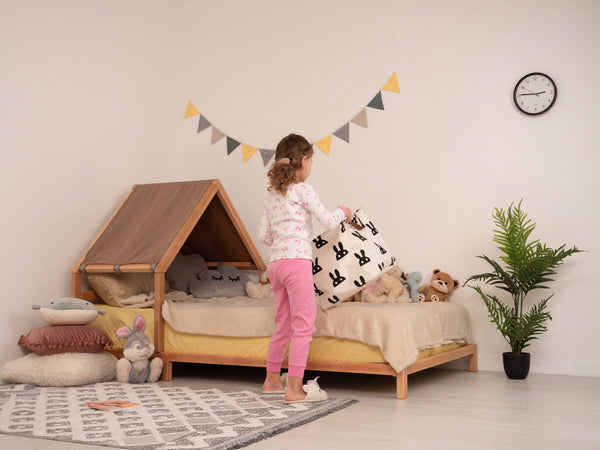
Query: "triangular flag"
226 137 241 155
367 92 384 110
314 135 332 155
211 127 225 144
260 149 276 166
382 73 400 93
242 144 258 163
351 109 368 128
184 101 199 119
333 123 350 143
197 114 211 133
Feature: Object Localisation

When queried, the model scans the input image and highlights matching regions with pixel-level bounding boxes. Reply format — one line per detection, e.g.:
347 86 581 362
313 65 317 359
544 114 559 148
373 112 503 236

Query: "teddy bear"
359 265 412 303
245 281 274 299
418 269 458 302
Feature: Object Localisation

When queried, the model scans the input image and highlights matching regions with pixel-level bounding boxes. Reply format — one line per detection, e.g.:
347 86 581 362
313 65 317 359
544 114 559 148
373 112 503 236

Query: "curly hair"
267 134 314 195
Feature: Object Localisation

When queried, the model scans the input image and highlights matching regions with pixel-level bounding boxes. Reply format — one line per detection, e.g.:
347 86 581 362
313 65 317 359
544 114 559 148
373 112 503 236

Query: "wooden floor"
1 364 598 449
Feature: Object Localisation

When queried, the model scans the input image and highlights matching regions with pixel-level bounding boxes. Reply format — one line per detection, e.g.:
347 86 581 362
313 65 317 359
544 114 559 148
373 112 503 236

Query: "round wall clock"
513 72 557 115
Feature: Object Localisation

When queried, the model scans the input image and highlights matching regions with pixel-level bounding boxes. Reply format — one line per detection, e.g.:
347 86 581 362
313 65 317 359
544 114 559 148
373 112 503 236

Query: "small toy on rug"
32 297 105 326
246 281 274 299
85 400 139 412
418 269 459 302
403 271 422 302
359 265 412 303
116 315 163 383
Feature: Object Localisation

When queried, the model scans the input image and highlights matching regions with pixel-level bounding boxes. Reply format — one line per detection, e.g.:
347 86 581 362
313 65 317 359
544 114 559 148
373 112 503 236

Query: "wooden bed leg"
161 360 173 381
469 347 478 372
71 271 82 298
396 370 408 399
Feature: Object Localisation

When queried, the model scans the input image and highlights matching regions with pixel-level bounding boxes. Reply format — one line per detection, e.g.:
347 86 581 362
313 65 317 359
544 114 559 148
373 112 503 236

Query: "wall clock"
513 72 557 115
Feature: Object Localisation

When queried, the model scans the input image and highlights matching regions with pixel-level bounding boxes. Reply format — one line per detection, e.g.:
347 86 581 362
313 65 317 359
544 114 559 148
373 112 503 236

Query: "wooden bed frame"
71 179 477 399
76 283 477 399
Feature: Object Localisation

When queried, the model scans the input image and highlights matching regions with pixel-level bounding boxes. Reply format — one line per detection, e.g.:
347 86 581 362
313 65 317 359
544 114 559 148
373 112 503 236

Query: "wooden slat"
213 179 267 272
71 272 82 298
80 264 154 273
154 273 166 353
406 344 477 374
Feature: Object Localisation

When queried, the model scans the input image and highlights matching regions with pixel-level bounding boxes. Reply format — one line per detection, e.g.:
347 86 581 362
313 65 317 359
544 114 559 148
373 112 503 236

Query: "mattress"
91 302 469 371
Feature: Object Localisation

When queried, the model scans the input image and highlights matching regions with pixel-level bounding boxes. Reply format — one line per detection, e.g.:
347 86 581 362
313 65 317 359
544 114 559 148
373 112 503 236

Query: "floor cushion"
1 351 117 386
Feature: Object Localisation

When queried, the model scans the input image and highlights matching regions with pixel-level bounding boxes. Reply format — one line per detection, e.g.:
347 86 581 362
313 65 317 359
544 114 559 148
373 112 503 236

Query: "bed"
72 179 477 399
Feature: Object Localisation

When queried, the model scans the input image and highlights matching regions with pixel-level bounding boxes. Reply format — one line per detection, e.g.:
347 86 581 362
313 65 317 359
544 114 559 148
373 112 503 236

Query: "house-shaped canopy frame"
71 179 266 350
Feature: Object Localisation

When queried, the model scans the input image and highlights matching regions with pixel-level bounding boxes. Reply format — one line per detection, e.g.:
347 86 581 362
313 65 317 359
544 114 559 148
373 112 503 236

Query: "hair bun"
277 157 291 165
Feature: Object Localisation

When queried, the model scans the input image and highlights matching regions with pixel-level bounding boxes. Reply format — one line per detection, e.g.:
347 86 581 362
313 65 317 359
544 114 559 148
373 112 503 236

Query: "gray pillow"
166 253 208 293
189 264 249 298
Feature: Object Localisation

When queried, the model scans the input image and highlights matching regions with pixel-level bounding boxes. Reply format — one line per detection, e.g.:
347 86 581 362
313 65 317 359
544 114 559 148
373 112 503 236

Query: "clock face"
513 72 557 115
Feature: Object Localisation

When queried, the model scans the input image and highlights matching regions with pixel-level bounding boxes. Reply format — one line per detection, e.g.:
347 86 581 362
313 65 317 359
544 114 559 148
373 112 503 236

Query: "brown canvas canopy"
74 179 265 274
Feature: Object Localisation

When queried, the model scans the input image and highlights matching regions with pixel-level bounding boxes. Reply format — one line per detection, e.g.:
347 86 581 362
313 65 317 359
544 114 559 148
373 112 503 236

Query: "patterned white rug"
0 382 356 449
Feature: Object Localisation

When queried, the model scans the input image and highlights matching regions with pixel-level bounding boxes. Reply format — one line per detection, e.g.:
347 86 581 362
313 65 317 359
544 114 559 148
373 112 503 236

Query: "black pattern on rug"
0 382 357 449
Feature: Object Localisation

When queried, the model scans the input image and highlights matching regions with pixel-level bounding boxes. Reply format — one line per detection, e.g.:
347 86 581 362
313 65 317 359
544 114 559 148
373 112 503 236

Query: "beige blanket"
162 292 471 372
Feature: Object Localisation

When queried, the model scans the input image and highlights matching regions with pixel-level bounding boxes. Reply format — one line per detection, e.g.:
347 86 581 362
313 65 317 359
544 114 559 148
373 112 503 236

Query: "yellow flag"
314 135 332 155
184 101 200 118
382 73 400 93
242 144 259 163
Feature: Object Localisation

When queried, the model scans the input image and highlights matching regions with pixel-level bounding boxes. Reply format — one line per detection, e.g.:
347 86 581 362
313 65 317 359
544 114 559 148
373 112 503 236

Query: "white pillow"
1 352 117 386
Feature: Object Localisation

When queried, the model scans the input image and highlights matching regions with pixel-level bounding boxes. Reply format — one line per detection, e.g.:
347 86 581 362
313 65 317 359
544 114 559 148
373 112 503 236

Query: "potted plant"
465 201 583 379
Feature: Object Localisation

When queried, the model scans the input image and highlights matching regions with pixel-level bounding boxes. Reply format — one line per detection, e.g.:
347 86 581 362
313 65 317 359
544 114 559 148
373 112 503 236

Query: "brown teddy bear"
418 269 458 302
357 265 412 304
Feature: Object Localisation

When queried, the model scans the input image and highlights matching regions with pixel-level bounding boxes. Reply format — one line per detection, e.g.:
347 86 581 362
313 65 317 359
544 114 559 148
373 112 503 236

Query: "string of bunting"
184 73 400 166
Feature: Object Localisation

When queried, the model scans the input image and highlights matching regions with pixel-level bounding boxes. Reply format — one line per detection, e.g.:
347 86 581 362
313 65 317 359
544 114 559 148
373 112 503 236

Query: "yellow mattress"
91 304 463 365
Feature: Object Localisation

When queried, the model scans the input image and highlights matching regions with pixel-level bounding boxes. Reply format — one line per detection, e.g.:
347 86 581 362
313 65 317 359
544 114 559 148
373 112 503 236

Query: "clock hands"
519 91 546 97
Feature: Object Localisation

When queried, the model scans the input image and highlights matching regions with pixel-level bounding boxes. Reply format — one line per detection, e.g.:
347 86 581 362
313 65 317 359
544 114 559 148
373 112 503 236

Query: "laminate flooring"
1 364 598 449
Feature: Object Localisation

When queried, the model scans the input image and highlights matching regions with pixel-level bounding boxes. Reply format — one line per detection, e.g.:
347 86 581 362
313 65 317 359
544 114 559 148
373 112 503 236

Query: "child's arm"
299 184 347 230
257 211 273 246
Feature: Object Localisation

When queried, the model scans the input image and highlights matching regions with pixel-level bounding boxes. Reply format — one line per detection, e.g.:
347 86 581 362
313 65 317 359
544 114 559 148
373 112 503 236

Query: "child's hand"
341 206 353 223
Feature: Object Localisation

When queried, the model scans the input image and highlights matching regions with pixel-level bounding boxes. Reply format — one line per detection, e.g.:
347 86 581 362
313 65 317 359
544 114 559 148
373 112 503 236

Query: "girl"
258 133 352 403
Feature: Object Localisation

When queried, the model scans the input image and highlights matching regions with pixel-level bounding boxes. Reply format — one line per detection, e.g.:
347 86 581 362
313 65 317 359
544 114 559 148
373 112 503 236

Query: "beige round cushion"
1 351 117 386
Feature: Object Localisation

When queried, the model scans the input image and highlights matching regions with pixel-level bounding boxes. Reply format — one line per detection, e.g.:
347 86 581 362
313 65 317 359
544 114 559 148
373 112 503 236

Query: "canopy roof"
75 179 265 274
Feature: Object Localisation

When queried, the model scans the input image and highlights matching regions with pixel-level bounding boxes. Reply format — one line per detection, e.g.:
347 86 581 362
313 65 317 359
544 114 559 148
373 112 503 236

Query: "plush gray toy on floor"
116 315 163 383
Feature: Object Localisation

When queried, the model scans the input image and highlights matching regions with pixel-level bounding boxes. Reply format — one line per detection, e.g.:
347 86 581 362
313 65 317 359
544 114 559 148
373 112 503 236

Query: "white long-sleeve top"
258 182 345 262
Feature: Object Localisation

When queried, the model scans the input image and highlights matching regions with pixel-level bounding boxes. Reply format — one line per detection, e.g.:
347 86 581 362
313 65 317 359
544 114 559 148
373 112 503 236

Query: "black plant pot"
503 352 530 379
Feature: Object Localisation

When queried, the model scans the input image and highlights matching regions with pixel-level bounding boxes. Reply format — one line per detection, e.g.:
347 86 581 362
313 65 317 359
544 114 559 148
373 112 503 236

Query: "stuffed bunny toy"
116 315 163 383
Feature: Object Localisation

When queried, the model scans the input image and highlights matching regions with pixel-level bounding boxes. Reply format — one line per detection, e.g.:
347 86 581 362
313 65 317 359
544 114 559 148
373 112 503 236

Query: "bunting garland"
185 73 400 166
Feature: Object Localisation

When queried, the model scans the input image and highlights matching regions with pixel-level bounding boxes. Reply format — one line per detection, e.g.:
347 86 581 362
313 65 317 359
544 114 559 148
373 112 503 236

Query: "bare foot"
262 380 286 392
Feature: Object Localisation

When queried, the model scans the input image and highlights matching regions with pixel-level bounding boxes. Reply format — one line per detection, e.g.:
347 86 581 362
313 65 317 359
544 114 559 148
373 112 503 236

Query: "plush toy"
360 265 412 303
245 281 274 299
32 298 105 326
189 264 250 298
418 269 458 302
403 271 422 302
116 315 163 383
166 253 208 293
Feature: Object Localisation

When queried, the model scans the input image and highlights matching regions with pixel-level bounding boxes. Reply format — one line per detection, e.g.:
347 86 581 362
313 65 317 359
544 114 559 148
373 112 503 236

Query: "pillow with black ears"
188 264 249 298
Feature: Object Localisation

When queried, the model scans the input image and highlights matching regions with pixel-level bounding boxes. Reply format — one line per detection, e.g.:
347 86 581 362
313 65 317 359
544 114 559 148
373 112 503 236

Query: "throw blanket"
162 292 471 372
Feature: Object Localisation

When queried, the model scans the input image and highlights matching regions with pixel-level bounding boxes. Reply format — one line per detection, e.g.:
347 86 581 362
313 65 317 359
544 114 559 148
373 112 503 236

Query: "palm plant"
465 201 583 355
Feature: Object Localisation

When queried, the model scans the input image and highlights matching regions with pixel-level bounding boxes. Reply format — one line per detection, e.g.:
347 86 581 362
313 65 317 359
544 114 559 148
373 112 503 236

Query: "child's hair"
267 133 314 195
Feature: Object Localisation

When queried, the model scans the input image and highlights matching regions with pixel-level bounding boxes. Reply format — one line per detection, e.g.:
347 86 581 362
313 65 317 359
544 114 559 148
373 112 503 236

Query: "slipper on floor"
262 373 288 394
284 376 328 404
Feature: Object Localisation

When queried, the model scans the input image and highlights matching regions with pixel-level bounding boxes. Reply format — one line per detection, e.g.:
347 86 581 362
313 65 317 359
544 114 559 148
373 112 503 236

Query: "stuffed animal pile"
1 298 117 386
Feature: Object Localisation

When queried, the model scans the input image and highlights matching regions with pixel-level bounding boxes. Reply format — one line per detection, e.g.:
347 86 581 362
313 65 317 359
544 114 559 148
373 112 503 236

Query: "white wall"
0 1 177 361
1 0 599 377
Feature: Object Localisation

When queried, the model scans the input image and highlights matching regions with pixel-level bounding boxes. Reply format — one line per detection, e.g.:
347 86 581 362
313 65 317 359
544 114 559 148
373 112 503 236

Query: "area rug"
0 382 357 449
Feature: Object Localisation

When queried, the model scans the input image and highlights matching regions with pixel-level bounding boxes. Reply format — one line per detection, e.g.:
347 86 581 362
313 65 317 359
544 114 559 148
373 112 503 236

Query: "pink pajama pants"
266 258 316 379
